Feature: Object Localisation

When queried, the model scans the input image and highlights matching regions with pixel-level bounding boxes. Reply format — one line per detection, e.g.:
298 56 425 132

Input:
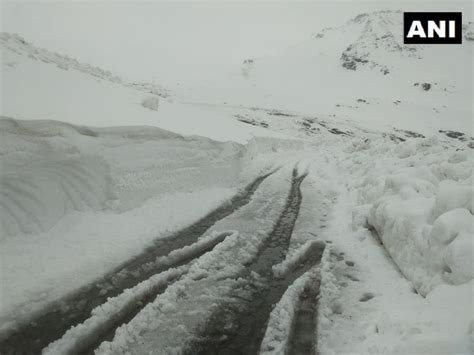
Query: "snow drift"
348 137 473 296
0 117 244 329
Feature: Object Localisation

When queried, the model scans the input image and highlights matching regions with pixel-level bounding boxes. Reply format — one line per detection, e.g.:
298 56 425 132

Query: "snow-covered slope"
190 11 472 137
0 32 285 143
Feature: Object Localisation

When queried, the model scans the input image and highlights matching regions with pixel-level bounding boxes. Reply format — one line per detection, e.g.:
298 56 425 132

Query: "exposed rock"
414 82 432 91
421 83 431 91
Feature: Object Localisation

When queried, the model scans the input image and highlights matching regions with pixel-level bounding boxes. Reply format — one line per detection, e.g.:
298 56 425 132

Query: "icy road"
0 165 328 355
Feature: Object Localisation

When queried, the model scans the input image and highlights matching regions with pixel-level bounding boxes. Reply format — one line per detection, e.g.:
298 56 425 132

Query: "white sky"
1 1 472 85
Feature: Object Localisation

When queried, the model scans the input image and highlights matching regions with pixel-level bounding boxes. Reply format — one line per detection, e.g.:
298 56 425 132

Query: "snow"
352 137 474 295
316 136 474 354
272 160 333 277
0 117 247 333
94 166 295 354
0 32 286 144
260 267 318 355
42 266 188 355
141 96 159 111
0 115 304 338
173 11 473 138
0 8 473 355
43 231 238 355
260 161 332 354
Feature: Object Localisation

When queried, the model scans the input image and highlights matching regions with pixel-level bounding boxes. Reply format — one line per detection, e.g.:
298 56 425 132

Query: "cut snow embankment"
0 117 305 335
0 117 236 332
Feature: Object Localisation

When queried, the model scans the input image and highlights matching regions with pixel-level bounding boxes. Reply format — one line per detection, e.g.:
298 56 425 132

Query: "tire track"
187 169 325 355
0 171 276 355
287 272 320 355
44 231 237 355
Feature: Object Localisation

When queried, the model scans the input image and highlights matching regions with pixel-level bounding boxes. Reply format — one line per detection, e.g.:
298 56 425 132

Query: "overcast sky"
2 1 472 85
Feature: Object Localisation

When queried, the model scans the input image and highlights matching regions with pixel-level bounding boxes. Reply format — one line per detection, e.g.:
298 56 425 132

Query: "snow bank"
351 138 473 295
316 164 473 355
0 118 243 241
0 155 112 238
0 116 301 336
0 117 248 331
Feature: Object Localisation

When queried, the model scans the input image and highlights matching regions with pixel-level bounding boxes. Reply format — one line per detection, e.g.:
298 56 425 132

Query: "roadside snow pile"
0 118 243 241
0 155 111 237
0 117 249 331
0 116 302 335
346 137 473 295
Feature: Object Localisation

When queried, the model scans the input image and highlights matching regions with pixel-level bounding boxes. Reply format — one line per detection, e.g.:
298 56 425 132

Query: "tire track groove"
187 168 325 355
0 171 276 355
287 273 320 355
45 232 238 355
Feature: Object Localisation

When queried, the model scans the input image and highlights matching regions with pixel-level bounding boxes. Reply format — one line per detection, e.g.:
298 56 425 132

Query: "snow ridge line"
43 231 238 355
0 171 276 354
272 240 326 278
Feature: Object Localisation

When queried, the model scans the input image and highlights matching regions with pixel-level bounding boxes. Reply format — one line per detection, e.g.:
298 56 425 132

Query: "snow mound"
349 137 473 295
0 116 299 330
0 155 111 239
0 116 248 242
141 96 159 111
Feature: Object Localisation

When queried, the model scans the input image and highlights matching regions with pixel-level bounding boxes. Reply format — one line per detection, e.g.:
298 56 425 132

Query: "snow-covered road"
1 163 328 354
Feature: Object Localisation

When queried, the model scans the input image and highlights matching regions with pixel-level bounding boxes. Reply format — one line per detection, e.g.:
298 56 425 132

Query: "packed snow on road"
0 6 472 355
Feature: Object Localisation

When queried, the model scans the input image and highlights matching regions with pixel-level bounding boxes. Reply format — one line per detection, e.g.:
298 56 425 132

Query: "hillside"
0 32 283 143
215 10 473 137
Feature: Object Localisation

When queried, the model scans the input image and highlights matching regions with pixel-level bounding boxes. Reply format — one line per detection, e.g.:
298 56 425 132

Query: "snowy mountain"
232 10 473 136
0 32 169 97
0 32 284 142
